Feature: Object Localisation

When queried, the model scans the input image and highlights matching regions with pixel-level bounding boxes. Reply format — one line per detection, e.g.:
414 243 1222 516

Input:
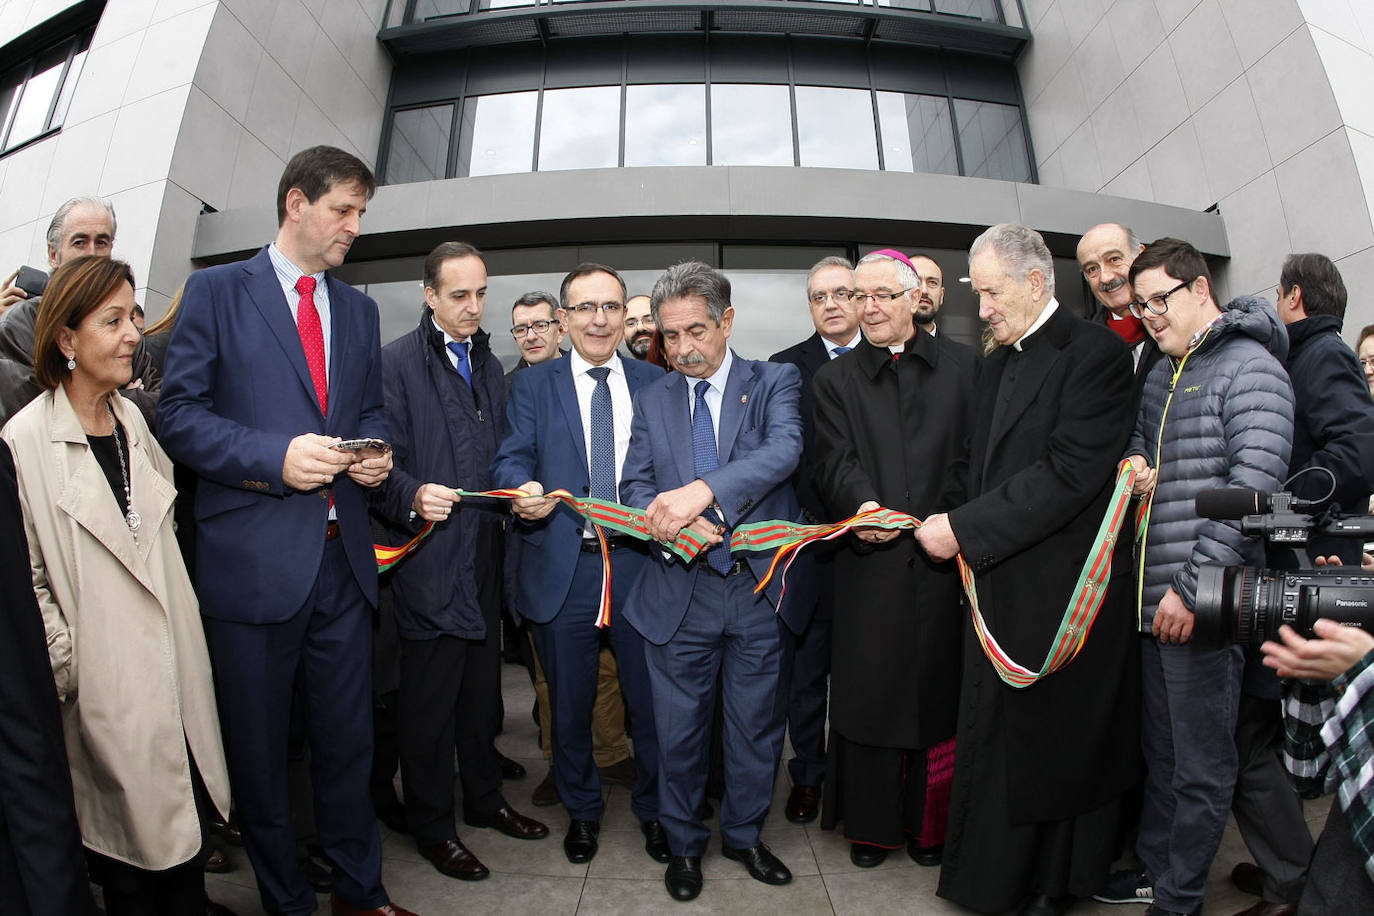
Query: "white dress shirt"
686 347 735 444
570 350 634 537
268 243 332 376
823 329 862 360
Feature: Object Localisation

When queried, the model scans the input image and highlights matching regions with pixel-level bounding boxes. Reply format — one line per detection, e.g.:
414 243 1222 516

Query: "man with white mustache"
1077 223 1163 406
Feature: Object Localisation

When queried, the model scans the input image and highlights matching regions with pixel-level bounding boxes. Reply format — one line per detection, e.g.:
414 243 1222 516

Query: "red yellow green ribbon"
372 460 1134 685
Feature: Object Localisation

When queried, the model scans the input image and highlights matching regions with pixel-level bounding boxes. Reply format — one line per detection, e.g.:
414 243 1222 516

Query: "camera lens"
1194 564 1374 648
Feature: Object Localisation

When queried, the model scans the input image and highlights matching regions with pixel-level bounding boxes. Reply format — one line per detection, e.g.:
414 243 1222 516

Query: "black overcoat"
0 442 94 915
946 305 1141 823
811 330 978 749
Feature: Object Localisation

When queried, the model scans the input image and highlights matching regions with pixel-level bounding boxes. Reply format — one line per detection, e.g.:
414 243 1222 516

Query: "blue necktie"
588 366 615 501
691 379 732 575
447 341 472 387
832 345 851 357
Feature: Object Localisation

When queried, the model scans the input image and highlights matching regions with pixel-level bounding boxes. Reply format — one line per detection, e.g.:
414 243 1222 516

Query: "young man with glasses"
624 294 657 360
1113 238 1294 916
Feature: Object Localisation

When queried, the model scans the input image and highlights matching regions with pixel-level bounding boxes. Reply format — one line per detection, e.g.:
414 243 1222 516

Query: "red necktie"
295 275 327 416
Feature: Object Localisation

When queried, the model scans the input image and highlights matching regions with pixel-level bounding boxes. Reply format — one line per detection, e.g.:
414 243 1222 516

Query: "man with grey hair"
1077 222 1161 403
507 291 566 381
767 254 860 826
621 261 813 902
917 224 1139 916
0 195 159 427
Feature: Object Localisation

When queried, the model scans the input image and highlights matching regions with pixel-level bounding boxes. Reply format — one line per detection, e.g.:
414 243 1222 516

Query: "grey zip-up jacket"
1126 295 1294 628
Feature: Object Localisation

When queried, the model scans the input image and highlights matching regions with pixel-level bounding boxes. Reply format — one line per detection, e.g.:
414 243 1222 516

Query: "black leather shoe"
497 752 527 780
564 819 600 863
204 847 232 874
464 805 549 840
907 840 942 867
849 843 887 868
722 843 791 885
1231 862 1265 897
641 819 670 863
784 784 820 824
210 814 243 846
299 853 332 892
1017 893 1076 916
665 855 703 901
420 837 490 881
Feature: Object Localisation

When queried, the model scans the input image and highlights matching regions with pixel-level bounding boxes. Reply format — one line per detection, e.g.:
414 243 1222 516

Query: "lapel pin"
740 394 748 404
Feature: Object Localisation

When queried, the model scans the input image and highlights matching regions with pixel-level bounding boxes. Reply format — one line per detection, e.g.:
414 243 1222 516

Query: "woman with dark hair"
0 255 230 914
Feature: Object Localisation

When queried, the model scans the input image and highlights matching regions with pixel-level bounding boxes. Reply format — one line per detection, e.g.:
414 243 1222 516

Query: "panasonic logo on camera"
1335 599 1369 608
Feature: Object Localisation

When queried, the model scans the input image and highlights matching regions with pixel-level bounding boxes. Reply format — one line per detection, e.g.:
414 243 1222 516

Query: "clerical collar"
1012 298 1059 352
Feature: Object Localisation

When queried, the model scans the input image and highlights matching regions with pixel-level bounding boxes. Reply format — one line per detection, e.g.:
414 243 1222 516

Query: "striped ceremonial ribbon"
371 460 1134 683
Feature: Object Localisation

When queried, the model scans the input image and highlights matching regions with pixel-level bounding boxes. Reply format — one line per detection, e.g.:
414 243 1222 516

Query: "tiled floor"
204 661 1327 915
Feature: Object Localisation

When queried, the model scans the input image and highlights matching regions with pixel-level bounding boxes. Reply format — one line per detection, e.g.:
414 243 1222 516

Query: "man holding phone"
0 196 160 427
159 146 415 916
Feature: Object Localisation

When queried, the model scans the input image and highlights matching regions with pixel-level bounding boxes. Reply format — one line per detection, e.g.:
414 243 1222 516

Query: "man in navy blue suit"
491 263 666 868
158 146 415 916
620 261 812 903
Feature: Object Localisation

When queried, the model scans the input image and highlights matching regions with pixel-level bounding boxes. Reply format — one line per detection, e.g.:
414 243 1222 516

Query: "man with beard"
812 249 975 867
624 295 656 361
919 224 1139 916
910 254 947 337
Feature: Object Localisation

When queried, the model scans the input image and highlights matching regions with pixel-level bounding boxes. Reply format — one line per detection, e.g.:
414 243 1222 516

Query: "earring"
66 355 76 370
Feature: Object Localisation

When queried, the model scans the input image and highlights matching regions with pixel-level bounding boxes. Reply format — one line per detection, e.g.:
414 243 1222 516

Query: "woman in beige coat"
0 256 230 914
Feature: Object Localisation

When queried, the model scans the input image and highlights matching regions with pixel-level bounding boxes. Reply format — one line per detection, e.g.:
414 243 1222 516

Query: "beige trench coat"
1 384 229 870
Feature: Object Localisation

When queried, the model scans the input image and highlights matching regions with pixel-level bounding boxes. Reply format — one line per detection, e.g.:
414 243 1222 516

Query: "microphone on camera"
1194 488 1321 521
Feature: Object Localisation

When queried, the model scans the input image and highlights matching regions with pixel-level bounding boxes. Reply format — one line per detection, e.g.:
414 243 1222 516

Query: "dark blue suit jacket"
158 246 389 624
619 353 814 645
491 355 662 623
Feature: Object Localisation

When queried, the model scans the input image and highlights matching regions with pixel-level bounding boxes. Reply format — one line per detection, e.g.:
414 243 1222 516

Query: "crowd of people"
2 144 1374 916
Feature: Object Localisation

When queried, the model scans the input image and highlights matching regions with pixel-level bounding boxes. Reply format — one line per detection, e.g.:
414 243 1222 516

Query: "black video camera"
1192 488 1374 648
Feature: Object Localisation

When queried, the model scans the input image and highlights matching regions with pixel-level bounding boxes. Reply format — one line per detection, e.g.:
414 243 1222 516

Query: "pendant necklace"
108 402 141 539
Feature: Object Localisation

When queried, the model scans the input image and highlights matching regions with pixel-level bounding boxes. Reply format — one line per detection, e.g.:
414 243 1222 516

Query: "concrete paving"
203 659 1325 915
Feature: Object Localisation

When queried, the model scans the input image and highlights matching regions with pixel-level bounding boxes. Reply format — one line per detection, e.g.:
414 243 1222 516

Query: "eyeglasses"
809 289 853 305
850 288 912 304
568 301 624 315
1360 357 1374 370
624 316 655 331
511 319 557 338
1128 279 1195 318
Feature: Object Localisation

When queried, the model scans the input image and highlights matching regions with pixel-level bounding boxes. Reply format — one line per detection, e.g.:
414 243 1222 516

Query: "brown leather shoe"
420 837 490 881
463 805 550 840
784 784 820 824
329 895 420 916
1231 903 1297 916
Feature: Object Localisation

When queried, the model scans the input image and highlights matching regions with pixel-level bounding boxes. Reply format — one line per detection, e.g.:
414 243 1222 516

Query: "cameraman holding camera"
1262 603 1374 913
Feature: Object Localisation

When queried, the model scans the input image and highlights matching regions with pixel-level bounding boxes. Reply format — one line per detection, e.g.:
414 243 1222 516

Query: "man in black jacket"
372 242 548 883
1220 253 1374 916
767 255 861 826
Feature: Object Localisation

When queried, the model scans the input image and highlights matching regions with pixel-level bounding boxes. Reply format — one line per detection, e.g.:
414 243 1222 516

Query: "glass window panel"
710 84 793 167
876 91 957 175
5 44 69 151
0 66 23 146
49 49 84 129
624 84 706 167
795 85 877 170
457 91 537 177
933 0 1002 22
385 104 453 184
537 85 620 172
953 98 1031 182
415 1 472 19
